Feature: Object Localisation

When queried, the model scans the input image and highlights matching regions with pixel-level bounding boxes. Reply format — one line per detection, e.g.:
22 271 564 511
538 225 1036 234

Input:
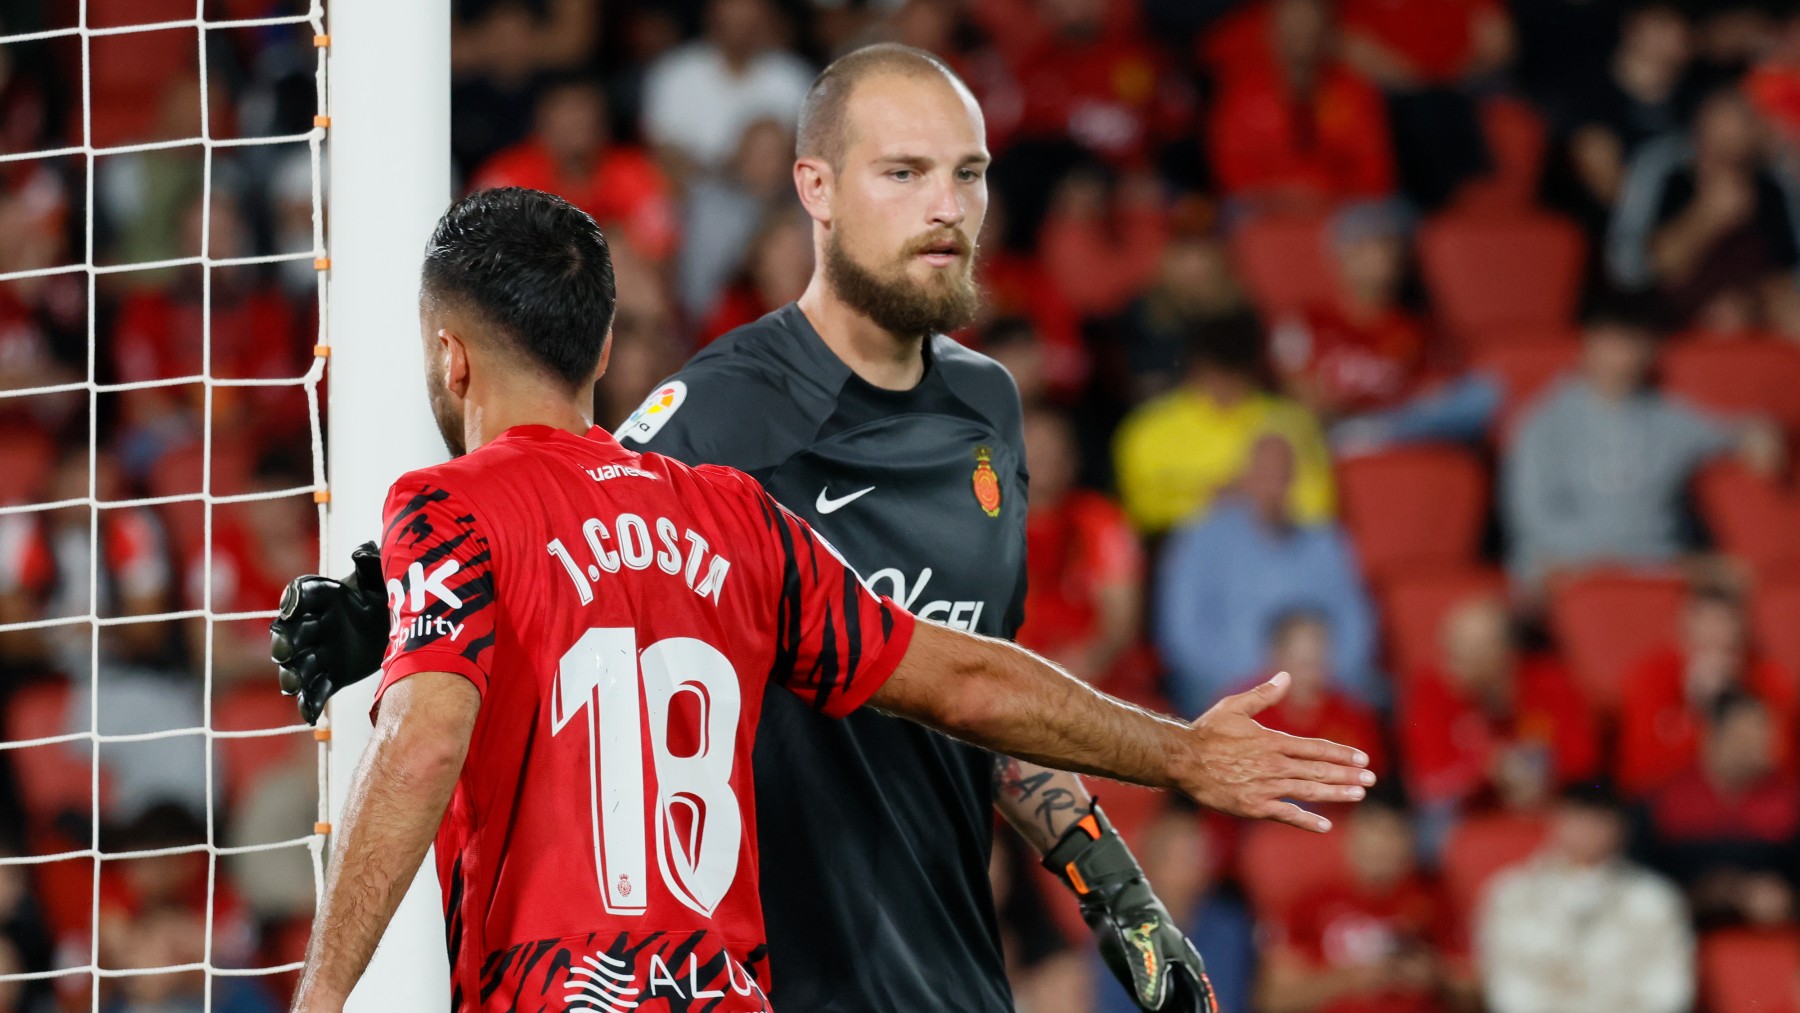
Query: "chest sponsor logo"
972 445 1002 518
616 380 687 445
814 484 874 514
863 566 986 631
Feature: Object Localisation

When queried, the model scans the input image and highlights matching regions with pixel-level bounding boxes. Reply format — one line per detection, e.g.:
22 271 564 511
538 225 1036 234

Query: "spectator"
676 117 795 318
1272 203 1501 452
1155 432 1378 713
1607 85 1800 326
1555 5 1697 224
1114 312 1335 535
1478 784 1695 1013
1102 226 1247 403
1038 167 1169 320
1015 406 1145 688
470 76 678 264
1258 790 1470 1013
1398 595 1600 821
1648 692 1800 929
1252 611 1389 778
1339 0 1513 208
1503 302 1782 592
980 0 1190 168
1209 0 1397 212
1617 585 1798 797
640 0 811 178
697 208 812 344
448 0 601 175
1094 802 1255 1013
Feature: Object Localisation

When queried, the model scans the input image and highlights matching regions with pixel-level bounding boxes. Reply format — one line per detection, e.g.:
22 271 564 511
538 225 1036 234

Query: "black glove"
270 541 390 725
1044 803 1218 1013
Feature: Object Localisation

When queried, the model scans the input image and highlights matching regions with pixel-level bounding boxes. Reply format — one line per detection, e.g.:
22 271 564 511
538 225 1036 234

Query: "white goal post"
323 0 452 1009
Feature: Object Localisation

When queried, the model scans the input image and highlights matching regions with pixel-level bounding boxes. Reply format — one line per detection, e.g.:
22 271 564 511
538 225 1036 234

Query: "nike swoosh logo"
815 485 875 514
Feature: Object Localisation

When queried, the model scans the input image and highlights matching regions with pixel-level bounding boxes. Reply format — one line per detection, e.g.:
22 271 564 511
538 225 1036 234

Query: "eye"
889 169 915 182
957 167 984 182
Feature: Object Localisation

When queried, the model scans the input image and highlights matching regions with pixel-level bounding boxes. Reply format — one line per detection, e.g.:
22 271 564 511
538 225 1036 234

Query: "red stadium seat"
1752 580 1800 687
3 678 107 822
1700 928 1800 1013
1695 462 1800 579
1473 335 1581 444
1441 811 1550 925
1419 212 1585 349
1549 571 1688 711
0 420 57 506
1229 215 1336 317
213 683 311 806
1337 446 1489 585
1662 339 1800 434
1381 566 1509 681
1456 97 1549 214
1237 820 1350 921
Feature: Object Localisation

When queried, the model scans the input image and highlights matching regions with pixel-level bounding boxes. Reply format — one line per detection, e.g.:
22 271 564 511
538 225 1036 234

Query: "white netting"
0 1 331 1007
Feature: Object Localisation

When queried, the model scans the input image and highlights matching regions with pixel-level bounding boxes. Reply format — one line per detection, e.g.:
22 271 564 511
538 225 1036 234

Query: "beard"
824 224 981 339
427 376 467 458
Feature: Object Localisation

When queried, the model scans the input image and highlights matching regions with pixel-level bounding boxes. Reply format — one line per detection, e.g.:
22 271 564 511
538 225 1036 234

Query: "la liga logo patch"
972 445 1002 517
617 380 686 444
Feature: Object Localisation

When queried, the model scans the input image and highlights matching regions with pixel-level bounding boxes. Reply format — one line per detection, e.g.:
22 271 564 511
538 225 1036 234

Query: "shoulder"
933 337 1023 436
618 315 829 470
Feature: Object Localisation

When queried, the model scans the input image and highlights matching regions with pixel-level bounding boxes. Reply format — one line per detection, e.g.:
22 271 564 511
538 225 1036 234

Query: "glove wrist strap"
1042 801 1144 900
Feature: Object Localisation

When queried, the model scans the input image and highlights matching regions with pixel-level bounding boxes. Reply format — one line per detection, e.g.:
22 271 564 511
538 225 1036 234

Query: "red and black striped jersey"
372 423 914 1012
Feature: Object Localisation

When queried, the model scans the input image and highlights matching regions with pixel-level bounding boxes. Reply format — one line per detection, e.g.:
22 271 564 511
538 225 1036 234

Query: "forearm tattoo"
995 756 1082 836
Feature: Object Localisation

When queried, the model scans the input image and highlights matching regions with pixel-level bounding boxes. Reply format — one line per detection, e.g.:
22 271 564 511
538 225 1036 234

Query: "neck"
462 382 593 454
797 278 927 391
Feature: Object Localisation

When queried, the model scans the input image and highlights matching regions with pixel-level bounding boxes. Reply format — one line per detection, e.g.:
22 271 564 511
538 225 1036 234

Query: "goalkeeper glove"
1043 803 1218 1013
270 541 389 725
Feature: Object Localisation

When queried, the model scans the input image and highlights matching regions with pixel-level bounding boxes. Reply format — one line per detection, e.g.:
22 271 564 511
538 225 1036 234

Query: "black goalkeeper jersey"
618 303 1026 1012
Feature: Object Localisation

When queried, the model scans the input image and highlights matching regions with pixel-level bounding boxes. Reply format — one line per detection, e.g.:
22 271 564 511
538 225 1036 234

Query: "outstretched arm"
290 672 480 1012
871 621 1373 832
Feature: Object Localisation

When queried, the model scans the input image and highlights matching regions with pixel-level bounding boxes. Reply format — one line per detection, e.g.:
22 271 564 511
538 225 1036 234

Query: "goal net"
0 2 333 1008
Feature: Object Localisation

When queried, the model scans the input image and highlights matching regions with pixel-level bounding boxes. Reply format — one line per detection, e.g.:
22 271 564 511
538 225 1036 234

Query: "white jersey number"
552 627 742 918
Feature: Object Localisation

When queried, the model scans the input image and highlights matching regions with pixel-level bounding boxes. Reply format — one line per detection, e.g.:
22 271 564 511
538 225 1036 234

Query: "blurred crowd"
4 0 1800 1010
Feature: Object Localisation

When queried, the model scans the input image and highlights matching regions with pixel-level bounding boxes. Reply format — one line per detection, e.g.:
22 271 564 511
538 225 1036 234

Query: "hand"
1044 805 1218 1012
1179 672 1374 832
271 542 390 725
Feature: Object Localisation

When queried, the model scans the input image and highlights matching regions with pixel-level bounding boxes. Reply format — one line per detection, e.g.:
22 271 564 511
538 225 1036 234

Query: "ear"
794 156 834 226
595 326 613 382
441 329 472 398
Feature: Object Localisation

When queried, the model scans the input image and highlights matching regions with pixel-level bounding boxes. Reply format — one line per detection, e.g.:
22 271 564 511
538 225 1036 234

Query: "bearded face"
823 219 980 339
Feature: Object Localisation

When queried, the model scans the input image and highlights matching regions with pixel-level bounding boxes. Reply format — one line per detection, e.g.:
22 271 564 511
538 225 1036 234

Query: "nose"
926 174 965 231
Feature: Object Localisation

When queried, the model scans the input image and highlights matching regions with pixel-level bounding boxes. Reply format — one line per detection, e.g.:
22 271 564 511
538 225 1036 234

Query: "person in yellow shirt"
1113 312 1335 533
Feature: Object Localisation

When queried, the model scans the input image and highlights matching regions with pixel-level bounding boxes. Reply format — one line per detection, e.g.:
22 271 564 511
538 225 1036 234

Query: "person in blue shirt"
1155 431 1380 714
1094 801 1255 1013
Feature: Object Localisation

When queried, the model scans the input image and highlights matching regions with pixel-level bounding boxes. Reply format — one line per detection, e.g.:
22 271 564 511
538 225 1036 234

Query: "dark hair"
982 316 1040 354
1708 687 1768 727
1557 779 1622 813
1184 310 1266 377
1267 607 1328 647
796 43 966 169
1580 289 1665 337
420 187 616 388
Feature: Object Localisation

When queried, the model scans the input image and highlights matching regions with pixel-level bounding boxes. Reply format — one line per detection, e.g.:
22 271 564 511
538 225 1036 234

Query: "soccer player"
273 187 1374 1012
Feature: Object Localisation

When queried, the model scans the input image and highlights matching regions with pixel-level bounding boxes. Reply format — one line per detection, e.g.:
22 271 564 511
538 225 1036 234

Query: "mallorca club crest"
971 445 1002 518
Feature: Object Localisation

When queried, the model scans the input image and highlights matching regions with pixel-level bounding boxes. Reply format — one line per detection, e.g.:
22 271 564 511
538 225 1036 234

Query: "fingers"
1278 732 1371 770
1217 670 1290 717
1281 758 1378 787
348 543 383 592
1275 779 1369 805
1264 801 1331 834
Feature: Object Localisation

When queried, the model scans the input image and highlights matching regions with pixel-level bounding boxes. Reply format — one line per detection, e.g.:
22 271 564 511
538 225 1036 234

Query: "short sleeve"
373 480 499 705
748 484 915 718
